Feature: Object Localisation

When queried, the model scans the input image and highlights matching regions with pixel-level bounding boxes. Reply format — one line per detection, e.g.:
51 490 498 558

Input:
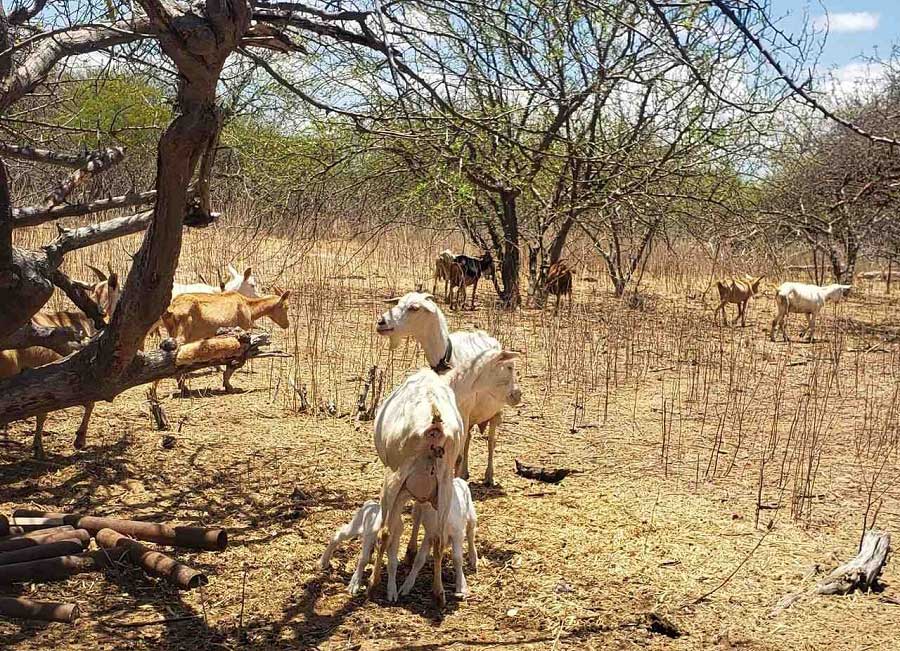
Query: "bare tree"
0 0 392 423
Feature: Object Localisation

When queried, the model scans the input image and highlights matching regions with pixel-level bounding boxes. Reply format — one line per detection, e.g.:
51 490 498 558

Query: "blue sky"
774 1 898 92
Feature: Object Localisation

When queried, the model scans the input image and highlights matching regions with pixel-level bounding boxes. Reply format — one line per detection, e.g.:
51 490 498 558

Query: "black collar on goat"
431 338 453 374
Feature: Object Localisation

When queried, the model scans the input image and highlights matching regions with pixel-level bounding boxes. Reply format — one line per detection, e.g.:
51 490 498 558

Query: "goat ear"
383 297 401 305
423 293 435 302
243 267 252 281
107 272 119 290
495 350 520 362
87 265 107 281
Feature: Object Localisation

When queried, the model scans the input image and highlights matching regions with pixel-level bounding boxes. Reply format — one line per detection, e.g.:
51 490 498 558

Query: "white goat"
377 292 512 485
769 282 852 342
401 478 477 599
317 500 382 595
370 368 464 606
432 249 456 302
172 265 261 299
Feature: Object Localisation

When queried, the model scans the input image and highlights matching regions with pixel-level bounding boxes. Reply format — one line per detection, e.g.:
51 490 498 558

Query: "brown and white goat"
432 249 457 302
159 290 291 393
714 275 763 326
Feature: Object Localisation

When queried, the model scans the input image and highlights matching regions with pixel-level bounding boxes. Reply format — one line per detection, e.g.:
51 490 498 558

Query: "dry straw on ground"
1 224 898 650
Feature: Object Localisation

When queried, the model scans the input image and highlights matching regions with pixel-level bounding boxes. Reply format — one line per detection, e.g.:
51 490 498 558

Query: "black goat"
449 252 494 310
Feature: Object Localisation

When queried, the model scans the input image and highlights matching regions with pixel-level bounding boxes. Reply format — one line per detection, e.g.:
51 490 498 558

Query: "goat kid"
159 290 291 393
449 252 494 310
401 478 477 599
1 280 119 459
714 275 763 327
769 282 851 343
317 500 382 595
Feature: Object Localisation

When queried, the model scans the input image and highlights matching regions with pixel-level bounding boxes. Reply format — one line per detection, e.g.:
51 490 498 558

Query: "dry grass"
2 223 899 650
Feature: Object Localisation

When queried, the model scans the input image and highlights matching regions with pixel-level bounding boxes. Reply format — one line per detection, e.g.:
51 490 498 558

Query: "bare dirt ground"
2 231 899 650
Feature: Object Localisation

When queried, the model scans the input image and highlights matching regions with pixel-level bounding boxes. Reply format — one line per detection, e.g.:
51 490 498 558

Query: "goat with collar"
375 292 516 486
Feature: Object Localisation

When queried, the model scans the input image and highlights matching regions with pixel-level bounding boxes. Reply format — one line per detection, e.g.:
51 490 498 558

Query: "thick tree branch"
8 0 48 25
1 20 154 112
0 330 273 423
44 210 154 261
0 321 84 355
0 142 121 169
13 190 158 227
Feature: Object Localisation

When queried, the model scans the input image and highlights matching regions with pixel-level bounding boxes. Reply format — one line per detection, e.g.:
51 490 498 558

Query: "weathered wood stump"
816 530 891 595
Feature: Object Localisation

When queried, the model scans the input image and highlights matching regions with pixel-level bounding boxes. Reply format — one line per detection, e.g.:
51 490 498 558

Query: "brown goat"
1 268 120 458
160 290 291 393
542 260 574 314
1 299 116 460
714 276 764 326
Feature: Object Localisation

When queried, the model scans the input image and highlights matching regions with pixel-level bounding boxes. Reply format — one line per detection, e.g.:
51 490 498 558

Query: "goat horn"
87 265 107 281
383 297 401 305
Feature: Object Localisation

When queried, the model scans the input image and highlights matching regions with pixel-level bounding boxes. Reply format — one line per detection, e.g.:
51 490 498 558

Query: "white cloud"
822 61 887 101
813 12 879 33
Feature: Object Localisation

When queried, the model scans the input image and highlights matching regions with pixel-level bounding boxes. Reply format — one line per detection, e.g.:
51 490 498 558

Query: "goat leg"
33 413 47 460
73 403 94 450
222 360 245 393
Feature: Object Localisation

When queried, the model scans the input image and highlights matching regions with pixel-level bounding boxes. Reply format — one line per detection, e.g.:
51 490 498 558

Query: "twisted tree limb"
1 321 84 355
42 147 126 210
13 190 158 228
0 330 273 424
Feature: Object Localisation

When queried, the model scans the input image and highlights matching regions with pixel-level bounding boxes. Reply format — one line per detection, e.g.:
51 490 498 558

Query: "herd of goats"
0 248 858 606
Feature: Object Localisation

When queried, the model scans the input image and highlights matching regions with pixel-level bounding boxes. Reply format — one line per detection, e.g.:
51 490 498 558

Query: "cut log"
514 459 577 484
0 540 85 566
12 510 227 551
0 528 90 553
816 531 891 595
0 549 125 584
96 528 208 589
0 597 79 623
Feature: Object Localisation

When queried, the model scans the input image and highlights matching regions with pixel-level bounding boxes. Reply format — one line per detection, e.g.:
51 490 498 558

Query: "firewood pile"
0 510 227 624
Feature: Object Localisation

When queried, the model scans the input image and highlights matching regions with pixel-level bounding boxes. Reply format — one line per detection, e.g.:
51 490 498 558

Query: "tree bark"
1 321 83 355
0 330 271 424
816 530 891 595
498 191 520 308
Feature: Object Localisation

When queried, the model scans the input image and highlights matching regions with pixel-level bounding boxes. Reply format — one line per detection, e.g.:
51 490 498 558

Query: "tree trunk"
548 215 575 264
0 0 250 420
498 191 520 308
816 530 891 595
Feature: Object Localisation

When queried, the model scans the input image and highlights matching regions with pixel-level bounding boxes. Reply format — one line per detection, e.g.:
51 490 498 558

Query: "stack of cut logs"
0 510 227 624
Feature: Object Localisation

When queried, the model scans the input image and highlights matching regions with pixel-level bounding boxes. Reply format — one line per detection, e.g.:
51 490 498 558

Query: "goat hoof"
454 589 469 600
74 433 86 450
33 446 46 461
433 589 446 609
387 585 398 602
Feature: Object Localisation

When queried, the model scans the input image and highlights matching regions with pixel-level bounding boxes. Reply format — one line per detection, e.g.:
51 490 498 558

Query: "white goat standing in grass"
317 500 382 595
401 477 477 599
370 369 464 606
769 282 852 342
376 291 510 486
